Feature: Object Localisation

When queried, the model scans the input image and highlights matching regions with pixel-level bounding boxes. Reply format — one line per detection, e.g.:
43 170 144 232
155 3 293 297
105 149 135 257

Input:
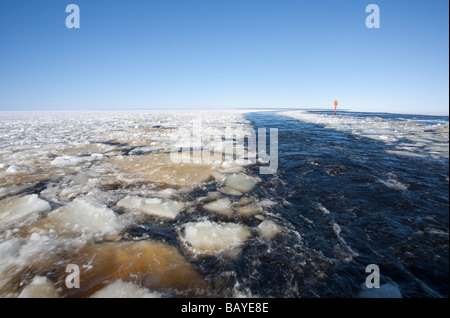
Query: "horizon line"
0 108 448 117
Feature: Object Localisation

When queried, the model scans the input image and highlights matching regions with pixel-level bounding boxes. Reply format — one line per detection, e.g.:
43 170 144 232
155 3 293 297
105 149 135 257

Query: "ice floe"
224 174 257 193
257 220 282 241
181 221 251 255
18 276 60 298
63 241 209 297
237 204 263 218
38 197 121 237
0 194 51 225
203 198 233 216
107 152 216 187
50 156 92 167
117 196 185 220
71 172 90 186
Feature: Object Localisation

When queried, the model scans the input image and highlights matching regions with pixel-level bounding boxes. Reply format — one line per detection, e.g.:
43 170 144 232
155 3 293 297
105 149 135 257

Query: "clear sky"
0 0 448 113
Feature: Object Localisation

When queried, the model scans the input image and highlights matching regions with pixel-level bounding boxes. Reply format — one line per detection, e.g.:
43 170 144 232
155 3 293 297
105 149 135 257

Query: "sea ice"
116 196 185 220
182 221 251 254
0 194 51 225
41 197 121 236
18 276 60 298
90 280 161 298
203 198 233 216
224 174 256 193
0 238 23 258
280 110 449 159
317 203 330 215
258 220 282 241
257 199 277 208
0 237 62 297
107 152 216 187
219 187 245 196
220 166 245 174
63 241 208 297
237 204 263 218
71 172 90 185
50 156 91 167
386 150 427 158
5 165 21 174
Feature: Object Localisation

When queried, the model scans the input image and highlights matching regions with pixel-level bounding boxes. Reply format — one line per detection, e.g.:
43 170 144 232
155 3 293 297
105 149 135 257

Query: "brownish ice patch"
107 152 217 187
56 240 211 297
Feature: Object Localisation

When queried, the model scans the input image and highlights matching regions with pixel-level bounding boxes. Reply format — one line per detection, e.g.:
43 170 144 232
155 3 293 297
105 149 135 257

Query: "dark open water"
233 111 449 298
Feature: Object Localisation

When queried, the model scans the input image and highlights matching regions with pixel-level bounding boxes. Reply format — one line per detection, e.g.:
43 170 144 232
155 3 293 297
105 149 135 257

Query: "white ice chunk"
50 156 91 167
224 174 256 193
211 171 226 182
182 221 251 254
258 220 282 241
71 172 90 185
5 165 21 174
18 276 60 298
0 194 51 224
386 150 427 158
29 232 41 242
203 198 233 216
206 192 223 201
257 199 277 208
156 188 178 198
117 196 185 220
220 166 245 174
0 238 24 258
379 178 409 191
46 197 121 235
90 280 162 298
237 204 263 218
317 203 330 215
219 187 243 196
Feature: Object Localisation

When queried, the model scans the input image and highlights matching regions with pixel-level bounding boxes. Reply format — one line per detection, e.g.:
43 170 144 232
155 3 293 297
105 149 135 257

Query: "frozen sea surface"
0 110 448 298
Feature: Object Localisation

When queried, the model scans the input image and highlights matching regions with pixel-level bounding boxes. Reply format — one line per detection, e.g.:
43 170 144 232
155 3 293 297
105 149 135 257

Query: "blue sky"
0 0 448 113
